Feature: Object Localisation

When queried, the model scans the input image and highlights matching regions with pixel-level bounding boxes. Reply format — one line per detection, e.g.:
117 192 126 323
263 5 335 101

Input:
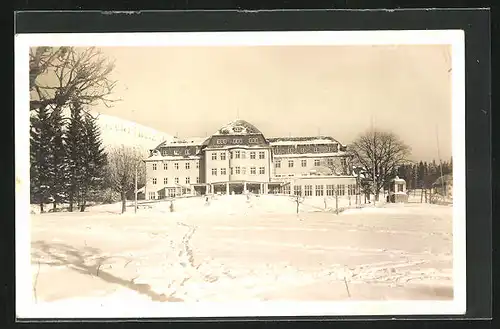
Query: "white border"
15 30 466 318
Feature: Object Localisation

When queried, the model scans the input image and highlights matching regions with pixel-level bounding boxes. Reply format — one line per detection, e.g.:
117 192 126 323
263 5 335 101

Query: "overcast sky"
91 45 453 161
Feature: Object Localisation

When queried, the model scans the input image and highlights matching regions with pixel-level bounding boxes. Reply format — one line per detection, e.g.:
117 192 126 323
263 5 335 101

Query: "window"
303 185 312 196
235 166 241 174
221 168 227 175
288 160 294 168
163 163 168 170
212 153 217 160
241 151 246 159
259 167 265 175
230 167 233 175
220 152 226 160
294 185 302 196
248 137 258 143
233 138 243 144
164 178 168 185
397 184 403 192
185 177 190 184
185 149 190 155
275 161 281 168
234 151 241 159
212 168 217 176
288 147 294 153
337 184 345 196
174 149 179 155
216 139 228 145
250 152 256 159
152 178 157 184
161 149 167 156
185 162 190 169
241 167 246 175
196 177 200 184
259 151 265 159
301 159 307 167
283 185 291 195
250 167 256 175
314 159 321 166
152 163 157 170
326 184 335 196
196 162 199 169
149 192 155 200
348 184 356 195
230 152 233 159
174 163 179 170
341 158 347 167
315 185 324 196
175 177 179 184
327 158 334 166
314 147 319 152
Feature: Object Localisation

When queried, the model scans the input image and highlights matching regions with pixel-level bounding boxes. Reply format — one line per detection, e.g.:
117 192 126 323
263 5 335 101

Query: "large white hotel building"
144 120 357 200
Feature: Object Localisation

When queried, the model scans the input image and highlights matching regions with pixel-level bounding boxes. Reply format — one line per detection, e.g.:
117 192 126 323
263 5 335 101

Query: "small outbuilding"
387 176 408 203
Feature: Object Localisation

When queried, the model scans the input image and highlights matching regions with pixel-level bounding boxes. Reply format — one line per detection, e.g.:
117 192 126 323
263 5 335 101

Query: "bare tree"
348 130 411 202
319 155 354 176
290 194 305 214
106 146 146 213
29 47 119 111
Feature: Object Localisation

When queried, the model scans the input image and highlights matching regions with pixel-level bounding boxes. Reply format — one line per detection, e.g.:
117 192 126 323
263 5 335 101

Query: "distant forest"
395 158 453 190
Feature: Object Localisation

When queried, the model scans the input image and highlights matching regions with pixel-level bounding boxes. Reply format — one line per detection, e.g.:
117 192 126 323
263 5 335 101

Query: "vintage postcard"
15 30 466 318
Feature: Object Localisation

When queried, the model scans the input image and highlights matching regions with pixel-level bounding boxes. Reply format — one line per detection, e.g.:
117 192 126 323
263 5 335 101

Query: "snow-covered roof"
274 152 348 159
432 174 453 186
213 119 263 136
160 137 209 147
204 144 269 150
392 176 406 182
269 137 339 146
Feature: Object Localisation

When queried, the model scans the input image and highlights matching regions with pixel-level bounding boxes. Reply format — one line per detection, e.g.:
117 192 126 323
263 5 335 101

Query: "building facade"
144 120 357 200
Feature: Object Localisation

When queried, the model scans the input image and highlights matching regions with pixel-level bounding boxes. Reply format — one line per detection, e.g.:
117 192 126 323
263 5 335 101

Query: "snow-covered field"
29 195 453 314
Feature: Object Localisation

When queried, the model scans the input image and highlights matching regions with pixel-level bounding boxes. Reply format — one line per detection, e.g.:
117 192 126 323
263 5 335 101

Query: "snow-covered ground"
29 194 453 313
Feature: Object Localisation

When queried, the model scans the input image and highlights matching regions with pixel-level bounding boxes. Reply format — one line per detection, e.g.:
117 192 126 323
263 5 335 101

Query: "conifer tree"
47 107 67 210
77 112 107 212
65 102 86 212
30 107 53 213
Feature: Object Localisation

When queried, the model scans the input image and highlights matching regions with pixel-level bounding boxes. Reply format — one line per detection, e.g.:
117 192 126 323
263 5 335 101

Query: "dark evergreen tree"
78 112 107 212
47 107 67 210
65 102 86 212
417 161 425 189
30 107 53 213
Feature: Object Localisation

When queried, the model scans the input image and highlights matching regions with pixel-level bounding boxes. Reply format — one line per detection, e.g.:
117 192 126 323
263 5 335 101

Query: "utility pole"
436 125 446 197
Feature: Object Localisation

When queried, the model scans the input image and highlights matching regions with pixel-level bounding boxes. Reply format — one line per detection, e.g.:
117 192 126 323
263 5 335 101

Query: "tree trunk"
80 199 87 212
53 202 57 211
121 191 126 213
40 202 44 213
296 200 299 214
69 189 74 212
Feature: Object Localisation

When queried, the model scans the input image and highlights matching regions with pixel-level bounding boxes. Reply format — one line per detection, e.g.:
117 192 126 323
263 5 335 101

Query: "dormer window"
185 149 190 155
174 149 179 155
233 126 243 133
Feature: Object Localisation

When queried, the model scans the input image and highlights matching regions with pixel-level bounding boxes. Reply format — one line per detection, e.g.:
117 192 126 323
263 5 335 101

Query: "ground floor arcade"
147 176 360 200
